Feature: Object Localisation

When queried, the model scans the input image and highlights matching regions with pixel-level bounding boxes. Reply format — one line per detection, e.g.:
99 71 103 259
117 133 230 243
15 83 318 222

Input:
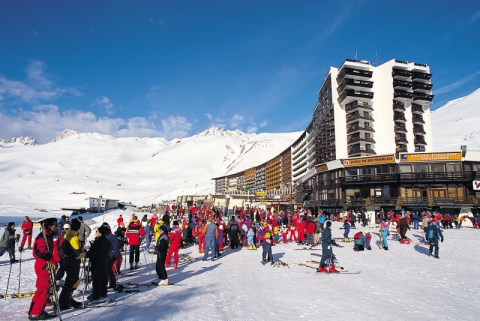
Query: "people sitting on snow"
353 231 366 251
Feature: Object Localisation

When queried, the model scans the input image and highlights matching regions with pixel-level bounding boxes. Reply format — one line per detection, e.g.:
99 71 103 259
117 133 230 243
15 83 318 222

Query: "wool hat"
70 218 81 231
173 220 179 226
97 225 109 235
160 225 168 233
8 222 15 228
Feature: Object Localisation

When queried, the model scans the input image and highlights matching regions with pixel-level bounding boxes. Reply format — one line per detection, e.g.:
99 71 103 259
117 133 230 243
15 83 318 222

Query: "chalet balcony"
345 101 374 112
393 80 412 89
395 137 409 144
414 138 427 145
347 124 375 134
347 136 376 145
392 69 412 79
412 72 432 81
413 127 426 134
346 113 374 124
338 78 374 92
412 82 433 91
396 145 408 153
394 125 408 133
415 146 426 152
394 114 407 122
394 89 413 100
348 148 376 156
393 102 406 111
411 104 424 113
412 116 425 124
339 171 473 186
338 89 374 103
413 93 434 102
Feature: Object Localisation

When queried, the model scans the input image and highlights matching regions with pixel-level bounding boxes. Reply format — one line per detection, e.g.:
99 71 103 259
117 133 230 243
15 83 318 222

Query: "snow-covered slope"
0 136 38 147
432 87 480 151
0 127 301 212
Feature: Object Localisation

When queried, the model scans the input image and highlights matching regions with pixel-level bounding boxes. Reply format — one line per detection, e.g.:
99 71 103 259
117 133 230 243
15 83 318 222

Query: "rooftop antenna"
375 51 379 66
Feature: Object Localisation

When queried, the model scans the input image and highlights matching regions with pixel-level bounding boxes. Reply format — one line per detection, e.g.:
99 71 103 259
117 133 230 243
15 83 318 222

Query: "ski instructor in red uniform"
28 218 61 320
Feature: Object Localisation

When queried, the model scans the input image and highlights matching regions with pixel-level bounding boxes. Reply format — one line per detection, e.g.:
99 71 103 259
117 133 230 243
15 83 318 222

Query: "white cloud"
0 107 193 143
230 114 244 128
205 113 212 120
92 96 114 114
259 120 268 127
435 71 480 95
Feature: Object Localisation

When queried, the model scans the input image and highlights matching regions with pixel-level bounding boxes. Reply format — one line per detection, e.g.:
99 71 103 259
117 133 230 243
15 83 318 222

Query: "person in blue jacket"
425 219 444 258
342 220 351 241
318 221 339 273
412 212 420 230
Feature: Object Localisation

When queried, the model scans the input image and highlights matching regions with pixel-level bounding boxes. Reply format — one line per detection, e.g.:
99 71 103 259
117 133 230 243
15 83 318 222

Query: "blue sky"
0 0 479 143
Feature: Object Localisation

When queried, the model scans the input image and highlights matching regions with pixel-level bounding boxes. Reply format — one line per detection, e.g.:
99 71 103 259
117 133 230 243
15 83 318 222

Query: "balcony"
394 114 407 122
393 80 412 89
393 102 406 111
413 127 426 135
347 124 375 133
394 89 413 100
412 116 425 124
415 146 426 152
338 78 374 92
338 89 374 103
347 136 376 145
392 69 411 79
412 72 431 81
411 104 424 114
396 145 408 153
395 137 409 144
413 93 434 102
414 138 427 145
348 148 376 156
345 101 373 112
394 125 408 133
338 67 373 81
346 113 374 124
412 82 433 91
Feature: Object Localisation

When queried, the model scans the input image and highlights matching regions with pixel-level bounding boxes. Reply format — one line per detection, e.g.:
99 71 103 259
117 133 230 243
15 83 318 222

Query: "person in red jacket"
28 218 61 320
296 216 306 245
125 217 145 270
197 220 206 253
305 216 316 246
117 214 124 227
165 221 182 269
20 215 34 251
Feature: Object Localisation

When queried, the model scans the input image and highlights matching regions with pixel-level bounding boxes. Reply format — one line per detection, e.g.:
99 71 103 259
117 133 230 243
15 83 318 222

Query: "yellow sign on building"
315 164 328 172
399 152 462 162
342 154 396 167
256 191 266 196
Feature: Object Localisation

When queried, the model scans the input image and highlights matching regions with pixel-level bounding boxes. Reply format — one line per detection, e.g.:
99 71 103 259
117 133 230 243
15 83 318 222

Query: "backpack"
354 232 362 240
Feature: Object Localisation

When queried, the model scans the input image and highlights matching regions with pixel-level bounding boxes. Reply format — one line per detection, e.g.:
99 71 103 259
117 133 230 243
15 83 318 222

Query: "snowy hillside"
431 87 480 151
0 127 301 212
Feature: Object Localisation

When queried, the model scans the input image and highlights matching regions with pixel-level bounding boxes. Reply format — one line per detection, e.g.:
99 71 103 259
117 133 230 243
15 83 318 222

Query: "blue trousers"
203 239 215 260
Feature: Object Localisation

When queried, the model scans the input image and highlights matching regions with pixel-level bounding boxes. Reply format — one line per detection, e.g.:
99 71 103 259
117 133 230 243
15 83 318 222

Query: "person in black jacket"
86 226 112 300
425 220 444 259
228 217 239 249
0 222 19 263
155 225 170 285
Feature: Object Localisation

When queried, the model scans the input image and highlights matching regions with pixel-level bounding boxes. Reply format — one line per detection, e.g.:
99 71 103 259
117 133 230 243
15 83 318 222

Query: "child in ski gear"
342 220 351 241
20 216 33 251
0 222 19 263
29 218 61 320
380 219 389 250
318 221 338 273
86 226 112 300
58 218 86 310
247 227 255 249
353 232 366 251
155 225 170 285
260 231 274 264
426 220 444 258
365 232 372 250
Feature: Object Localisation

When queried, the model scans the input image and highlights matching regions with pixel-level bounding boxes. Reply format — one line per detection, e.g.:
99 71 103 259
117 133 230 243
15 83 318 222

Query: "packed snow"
0 209 479 320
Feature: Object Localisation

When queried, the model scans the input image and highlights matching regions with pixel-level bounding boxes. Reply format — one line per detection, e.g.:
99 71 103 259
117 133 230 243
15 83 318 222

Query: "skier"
101 223 119 289
399 216 411 243
20 216 34 251
28 218 61 320
58 218 85 310
126 216 145 270
86 226 112 300
365 232 372 250
317 221 338 273
0 222 19 263
165 221 182 268
260 231 274 265
342 220 351 242
380 219 389 250
155 225 171 285
426 219 444 259
247 227 256 249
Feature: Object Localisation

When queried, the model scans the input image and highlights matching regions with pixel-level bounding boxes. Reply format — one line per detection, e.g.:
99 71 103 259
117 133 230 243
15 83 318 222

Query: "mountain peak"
49 129 78 143
0 136 38 146
194 126 251 140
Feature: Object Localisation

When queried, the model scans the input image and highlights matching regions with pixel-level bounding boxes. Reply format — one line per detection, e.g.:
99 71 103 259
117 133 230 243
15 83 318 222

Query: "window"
430 163 445 172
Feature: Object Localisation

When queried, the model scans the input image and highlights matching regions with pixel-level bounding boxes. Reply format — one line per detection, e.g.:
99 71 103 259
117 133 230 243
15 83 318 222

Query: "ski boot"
328 264 339 273
134 263 139 269
130 264 134 271
317 267 327 273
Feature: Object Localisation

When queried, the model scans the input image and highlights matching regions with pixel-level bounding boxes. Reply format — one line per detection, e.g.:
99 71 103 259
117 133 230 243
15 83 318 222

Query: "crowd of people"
4 203 479 320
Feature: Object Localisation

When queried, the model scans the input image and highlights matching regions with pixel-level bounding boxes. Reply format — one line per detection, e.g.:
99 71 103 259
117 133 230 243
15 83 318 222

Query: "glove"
441 237 444 243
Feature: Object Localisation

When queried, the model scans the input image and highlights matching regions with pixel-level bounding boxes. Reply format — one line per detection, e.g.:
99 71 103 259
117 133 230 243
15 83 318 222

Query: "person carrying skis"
425 219 444 259
28 218 61 320
317 221 338 273
0 222 19 263
20 216 34 251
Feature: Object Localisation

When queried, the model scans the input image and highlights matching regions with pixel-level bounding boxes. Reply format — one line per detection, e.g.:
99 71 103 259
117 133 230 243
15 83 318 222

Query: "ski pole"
48 263 62 321
17 237 22 297
4 259 13 300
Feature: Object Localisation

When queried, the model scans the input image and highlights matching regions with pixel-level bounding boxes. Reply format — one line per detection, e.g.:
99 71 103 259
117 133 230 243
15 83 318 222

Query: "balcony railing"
415 146 426 152
339 89 374 103
413 82 433 91
412 116 425 124
413 127 426 134
347 125 375 133
338 78 374 92
394 90 413 99
411 104 424 113
395 137 409 144
346 114 374 123
348 148 376 156
392 69 412 78
413 93 434 102
396 146 408 152
412 72 432 80
345 101 373 112
393 102 406 111
347 136 376 144
414 138 427 145
338 67 373 80
394 114 407 122
339 171 473 185
393 80 412 88
394 125 408 133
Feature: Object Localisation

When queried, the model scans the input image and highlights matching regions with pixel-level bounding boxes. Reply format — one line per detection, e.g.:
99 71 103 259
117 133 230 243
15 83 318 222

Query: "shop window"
430 163 445 172
400 165 411 173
